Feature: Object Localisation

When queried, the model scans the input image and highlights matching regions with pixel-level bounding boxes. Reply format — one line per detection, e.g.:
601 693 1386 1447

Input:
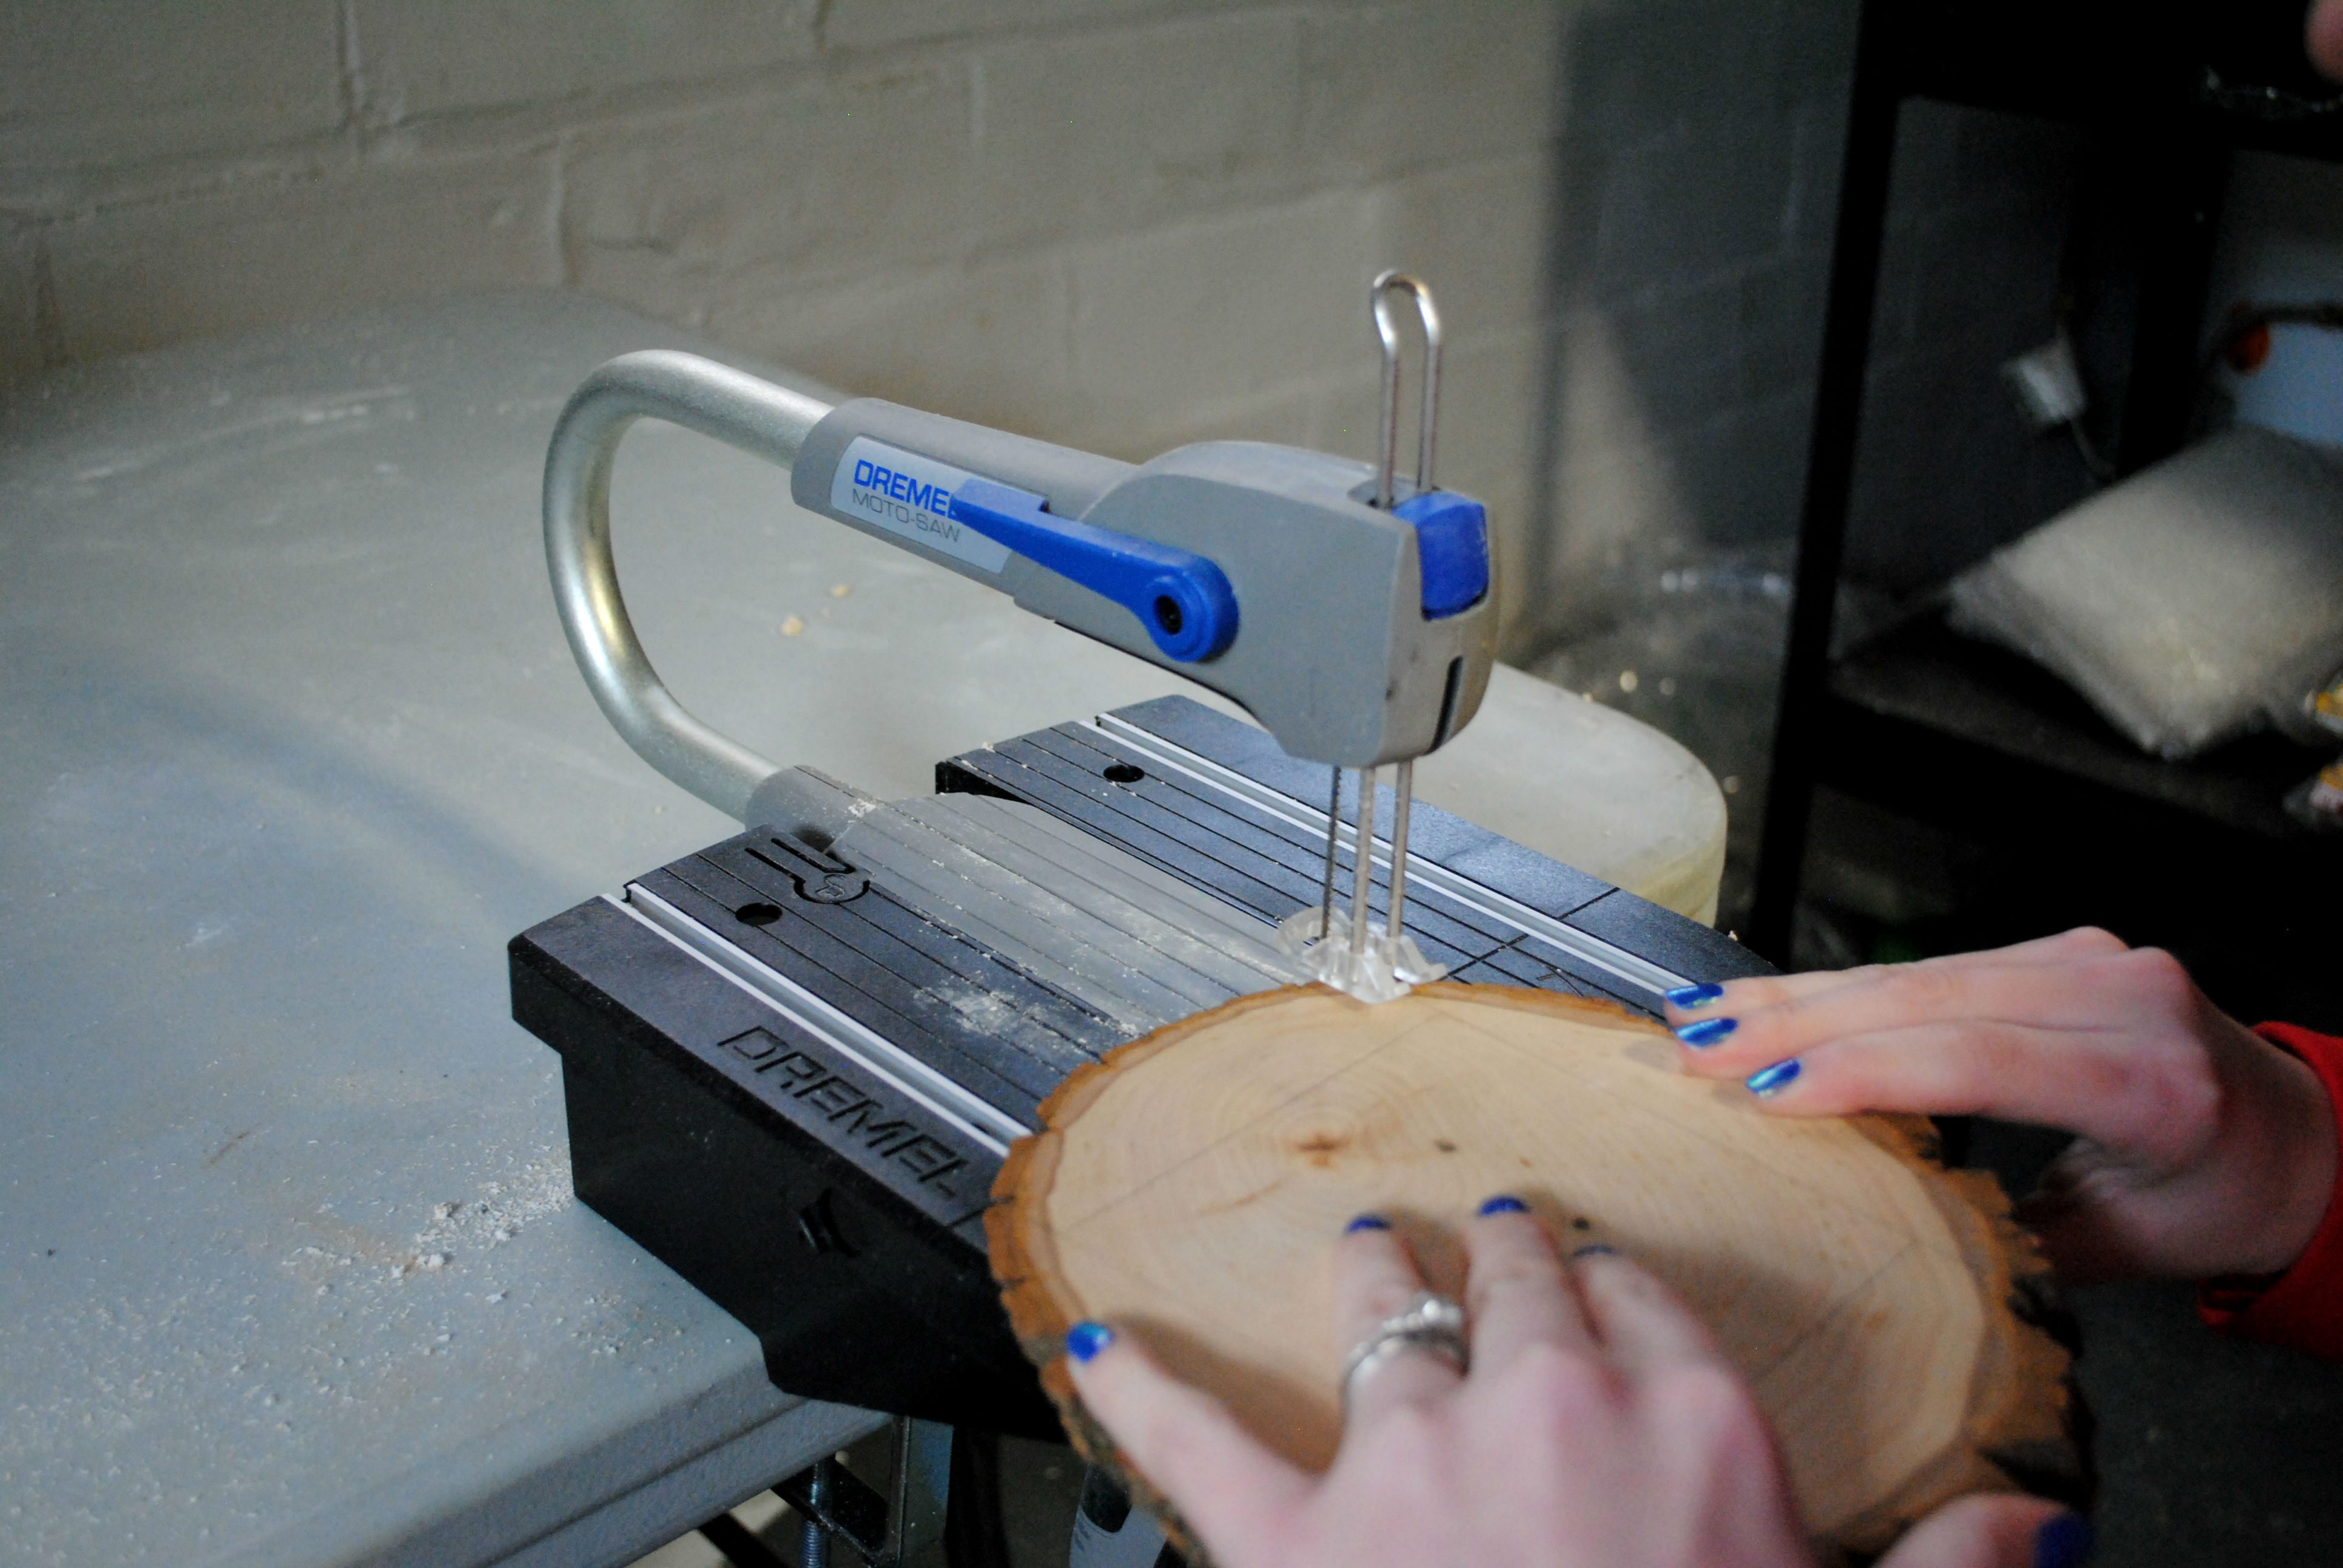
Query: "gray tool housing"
790 398 1496 770
543 351 1496 842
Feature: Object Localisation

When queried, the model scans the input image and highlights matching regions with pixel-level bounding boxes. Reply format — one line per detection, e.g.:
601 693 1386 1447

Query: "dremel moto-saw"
506 275 1771 1450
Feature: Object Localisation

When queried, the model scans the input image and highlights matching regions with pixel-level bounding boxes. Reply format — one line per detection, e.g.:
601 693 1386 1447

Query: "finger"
1874 1494 2088 1568
1666 966 1889 1020
1568 1249 1729 1383
1461 1200 1594 1376
1673 944 2140 1079
2313 0 2343 83
1725 1021 2165 1154
1066 1322 1311 1553
1331 1216 1462 1425
1663 928 2125 1026
1677 937 2140 1065
1895 926 2123 967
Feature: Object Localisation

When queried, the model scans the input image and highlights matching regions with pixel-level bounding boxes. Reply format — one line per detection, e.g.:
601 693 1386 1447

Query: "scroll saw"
506 276 1771 1438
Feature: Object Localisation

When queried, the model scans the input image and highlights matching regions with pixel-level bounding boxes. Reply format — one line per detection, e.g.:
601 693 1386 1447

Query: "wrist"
2217 1033 2340 1277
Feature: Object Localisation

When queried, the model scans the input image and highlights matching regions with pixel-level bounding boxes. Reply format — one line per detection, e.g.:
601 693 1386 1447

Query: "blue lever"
1395 489 1489 618
948 477 1239 662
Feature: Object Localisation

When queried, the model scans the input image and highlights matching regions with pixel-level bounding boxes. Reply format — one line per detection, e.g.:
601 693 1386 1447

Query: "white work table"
0 291 1723 1567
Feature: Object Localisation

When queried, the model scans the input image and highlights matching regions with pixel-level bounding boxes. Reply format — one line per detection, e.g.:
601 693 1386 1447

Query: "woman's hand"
1065 1204 2082 1568
2312 0 2343 82
1665 927 2338 1282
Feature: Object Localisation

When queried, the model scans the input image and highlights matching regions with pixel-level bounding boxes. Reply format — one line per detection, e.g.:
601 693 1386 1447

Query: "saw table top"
0 290 1724 1567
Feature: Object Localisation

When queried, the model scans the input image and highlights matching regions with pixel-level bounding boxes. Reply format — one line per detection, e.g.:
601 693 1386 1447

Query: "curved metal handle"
1370 271 1443 510
543 350 835 819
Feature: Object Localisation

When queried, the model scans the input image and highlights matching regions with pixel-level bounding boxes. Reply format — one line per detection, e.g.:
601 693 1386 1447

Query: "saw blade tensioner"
1273 272 1480 1001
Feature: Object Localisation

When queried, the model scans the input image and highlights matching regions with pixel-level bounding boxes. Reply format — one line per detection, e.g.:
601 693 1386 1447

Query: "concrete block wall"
1525 0 1858 642
0 0 1573 644
1841 101 2092 595
1526 0 2092 644
3 0 2084 660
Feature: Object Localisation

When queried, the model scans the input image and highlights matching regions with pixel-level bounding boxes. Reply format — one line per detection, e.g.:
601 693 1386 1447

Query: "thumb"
1062 1320 1311 1560
2313 0 2343 82
1875 1495 2093 1568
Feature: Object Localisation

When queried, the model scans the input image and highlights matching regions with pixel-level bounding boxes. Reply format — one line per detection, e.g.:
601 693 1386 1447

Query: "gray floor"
2069 1278 2343 1564
997 1439 1089 1568
1968 1121 2343 1567
620 1429 1084 1568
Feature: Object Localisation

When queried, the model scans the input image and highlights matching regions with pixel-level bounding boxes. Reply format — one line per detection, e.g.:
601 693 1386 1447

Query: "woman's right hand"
2312 0 2343 80
1665 927 2336 1282
1067 1204 2081 1568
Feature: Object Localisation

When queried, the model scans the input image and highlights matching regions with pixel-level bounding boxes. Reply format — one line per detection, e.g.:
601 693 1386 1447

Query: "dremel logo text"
850 458 964 543
828 437 1012 573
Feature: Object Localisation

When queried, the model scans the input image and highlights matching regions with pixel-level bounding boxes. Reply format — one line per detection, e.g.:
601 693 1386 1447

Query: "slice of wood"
989 983 2083 1563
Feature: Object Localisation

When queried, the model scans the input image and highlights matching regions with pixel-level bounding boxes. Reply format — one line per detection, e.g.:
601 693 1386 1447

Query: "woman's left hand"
1063 1202 2083 1568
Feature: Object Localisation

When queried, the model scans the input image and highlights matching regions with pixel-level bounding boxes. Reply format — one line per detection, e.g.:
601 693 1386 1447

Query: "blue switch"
948 477 1239 662
1395 489 1489 618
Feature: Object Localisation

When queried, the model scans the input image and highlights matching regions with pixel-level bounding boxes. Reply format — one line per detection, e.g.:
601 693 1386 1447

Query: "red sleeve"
2198 1024 2343 1359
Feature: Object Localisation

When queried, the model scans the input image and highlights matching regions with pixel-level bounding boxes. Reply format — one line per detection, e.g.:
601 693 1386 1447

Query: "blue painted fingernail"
1676 1017 1738 1048
1066 1321 1115 1362
1745 1059 1802 1097
1571 1244 1620 1259
1665 982 1725 1010
1345 1214 1391 1234
2033 1511 2094 1568
1476 1194 1529 1216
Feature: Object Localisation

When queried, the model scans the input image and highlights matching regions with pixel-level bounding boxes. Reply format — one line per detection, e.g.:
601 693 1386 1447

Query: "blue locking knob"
1395 489 1489 618
948 477 1239 662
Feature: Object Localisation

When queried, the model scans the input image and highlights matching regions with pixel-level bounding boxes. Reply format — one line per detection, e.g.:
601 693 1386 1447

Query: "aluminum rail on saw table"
543 350 835 821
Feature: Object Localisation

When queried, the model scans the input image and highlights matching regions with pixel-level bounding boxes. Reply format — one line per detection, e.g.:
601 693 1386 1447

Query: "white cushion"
1948 425 2343 757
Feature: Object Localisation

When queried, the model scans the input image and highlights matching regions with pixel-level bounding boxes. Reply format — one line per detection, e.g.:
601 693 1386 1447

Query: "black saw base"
508 696 1772 1436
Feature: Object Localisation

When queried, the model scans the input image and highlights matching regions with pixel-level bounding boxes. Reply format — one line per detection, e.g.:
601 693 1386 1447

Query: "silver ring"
1340 1292 1469 1414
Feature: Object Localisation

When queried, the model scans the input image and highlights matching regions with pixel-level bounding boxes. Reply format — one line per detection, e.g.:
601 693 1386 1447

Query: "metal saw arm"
541 273 1492 1000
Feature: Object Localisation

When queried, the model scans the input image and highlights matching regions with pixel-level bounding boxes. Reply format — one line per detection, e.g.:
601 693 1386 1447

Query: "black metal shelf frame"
1747 0 2343 959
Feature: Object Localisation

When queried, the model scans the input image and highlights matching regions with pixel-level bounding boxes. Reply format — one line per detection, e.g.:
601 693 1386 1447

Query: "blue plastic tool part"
948 477 1239 662
1395 489 1490 618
